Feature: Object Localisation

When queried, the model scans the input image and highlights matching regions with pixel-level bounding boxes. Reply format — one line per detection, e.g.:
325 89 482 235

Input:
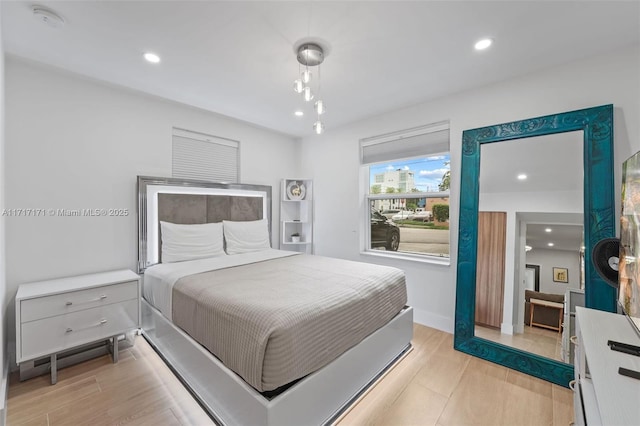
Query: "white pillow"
223 219 271 254
160 221 225 263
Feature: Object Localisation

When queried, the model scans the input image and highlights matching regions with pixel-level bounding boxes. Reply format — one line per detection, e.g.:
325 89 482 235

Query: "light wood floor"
475 324 564 362
7 324 574 426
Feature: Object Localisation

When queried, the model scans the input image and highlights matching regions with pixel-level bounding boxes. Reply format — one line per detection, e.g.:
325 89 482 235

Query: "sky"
369 154 450 193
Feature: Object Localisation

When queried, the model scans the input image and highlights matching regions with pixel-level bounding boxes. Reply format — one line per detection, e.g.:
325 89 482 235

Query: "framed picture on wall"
553 267 569 283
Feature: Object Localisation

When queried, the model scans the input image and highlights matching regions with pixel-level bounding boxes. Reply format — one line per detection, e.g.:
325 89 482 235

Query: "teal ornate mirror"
454 104 616 386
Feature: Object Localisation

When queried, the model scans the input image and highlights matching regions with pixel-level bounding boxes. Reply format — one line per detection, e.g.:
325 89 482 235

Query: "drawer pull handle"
568 379 576 391
64 318 108 333
64 295 107 307
570 335 579 346
64 320 106 333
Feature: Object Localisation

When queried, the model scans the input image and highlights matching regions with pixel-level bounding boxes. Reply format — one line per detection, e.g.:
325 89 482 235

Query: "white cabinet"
16 269 140 384
573 307 640 425
280 178 313 254
562 288 584 363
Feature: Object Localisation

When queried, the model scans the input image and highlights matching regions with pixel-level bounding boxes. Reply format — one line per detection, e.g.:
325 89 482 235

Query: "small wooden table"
529 298 564 333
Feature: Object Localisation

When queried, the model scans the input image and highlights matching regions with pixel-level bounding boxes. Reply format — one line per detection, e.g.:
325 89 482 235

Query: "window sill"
360 250 450 266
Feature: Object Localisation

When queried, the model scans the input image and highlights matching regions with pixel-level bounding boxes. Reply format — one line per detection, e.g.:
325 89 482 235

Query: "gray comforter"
172 253 407 392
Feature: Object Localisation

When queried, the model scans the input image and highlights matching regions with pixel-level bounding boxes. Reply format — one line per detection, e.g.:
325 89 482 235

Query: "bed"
137 176 413 425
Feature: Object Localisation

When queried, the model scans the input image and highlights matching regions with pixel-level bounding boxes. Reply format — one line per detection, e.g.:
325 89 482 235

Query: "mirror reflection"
473 132 584 364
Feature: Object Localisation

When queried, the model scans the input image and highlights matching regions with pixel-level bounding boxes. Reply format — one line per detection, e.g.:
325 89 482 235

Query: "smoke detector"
32 5 65 28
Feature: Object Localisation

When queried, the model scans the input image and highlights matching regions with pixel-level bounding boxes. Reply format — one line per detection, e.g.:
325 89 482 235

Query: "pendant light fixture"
293 42 326 134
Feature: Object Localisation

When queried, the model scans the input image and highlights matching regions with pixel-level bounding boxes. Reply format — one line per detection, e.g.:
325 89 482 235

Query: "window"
360 121 450 260
172 128 240 182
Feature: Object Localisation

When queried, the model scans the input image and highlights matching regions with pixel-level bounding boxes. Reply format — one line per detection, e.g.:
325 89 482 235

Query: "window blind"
360 121 450 165
172 129 239 183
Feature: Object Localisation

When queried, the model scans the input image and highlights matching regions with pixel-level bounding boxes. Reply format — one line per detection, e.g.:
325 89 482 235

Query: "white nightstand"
15 269 140 384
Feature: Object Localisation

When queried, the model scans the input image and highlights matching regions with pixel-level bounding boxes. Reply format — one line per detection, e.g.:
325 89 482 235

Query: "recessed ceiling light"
545 228 552 233
474 38 493 51
517 174 527 180
294 111 304 117
548 242 555 247
144 53 161 64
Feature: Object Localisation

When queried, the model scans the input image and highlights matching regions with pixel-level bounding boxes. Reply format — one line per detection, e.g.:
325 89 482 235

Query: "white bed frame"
142 300 412 425
137 176 414 425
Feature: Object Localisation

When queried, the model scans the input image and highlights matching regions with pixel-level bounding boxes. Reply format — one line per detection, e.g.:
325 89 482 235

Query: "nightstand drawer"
20 299 138 361
20 280 138 322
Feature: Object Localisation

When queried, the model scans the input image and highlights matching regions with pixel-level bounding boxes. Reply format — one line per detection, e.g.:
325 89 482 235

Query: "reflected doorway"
525 264 540 292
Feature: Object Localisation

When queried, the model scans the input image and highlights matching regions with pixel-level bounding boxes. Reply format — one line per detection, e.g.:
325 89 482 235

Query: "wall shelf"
280 179 313 254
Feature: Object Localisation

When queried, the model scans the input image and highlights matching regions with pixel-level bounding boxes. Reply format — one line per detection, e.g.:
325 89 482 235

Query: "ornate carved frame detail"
454 105 616 386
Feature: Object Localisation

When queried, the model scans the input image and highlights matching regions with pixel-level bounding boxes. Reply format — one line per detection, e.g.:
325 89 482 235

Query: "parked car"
380 209 401 219
371 210 400 251
408 210 433 222
391 210 412 221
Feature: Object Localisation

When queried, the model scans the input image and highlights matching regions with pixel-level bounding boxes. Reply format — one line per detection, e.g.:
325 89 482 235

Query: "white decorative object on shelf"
280 179 313 254
286 180 306 200
15 269 140 384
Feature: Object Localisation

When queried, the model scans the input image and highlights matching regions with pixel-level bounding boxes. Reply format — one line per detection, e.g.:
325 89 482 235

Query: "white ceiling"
521 212 584 252
526 222 583 252
480 133 585 253
2 1 639 138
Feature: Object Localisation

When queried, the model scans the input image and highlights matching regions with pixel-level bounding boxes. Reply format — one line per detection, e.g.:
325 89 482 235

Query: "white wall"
300 45 640 333
4 57 299 356
0 6 7 423
526 248 581 295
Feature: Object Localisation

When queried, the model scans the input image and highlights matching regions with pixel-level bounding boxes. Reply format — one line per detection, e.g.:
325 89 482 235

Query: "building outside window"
361 122 450 260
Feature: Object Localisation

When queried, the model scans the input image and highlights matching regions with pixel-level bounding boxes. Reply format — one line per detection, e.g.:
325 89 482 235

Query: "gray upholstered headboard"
137 176 272 272
157 193 264 224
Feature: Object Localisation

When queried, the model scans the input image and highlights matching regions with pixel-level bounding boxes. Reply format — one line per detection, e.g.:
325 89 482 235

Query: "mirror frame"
454 104 616 386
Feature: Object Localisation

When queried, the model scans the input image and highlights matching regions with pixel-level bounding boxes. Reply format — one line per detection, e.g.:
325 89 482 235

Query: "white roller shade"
172 129 239 183
360 121 449 165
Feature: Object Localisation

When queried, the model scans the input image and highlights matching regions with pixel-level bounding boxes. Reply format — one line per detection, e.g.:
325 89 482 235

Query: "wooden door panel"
475 211 506 328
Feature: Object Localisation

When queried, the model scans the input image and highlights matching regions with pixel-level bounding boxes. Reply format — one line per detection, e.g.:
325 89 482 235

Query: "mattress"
143 249 298 320
144 249 407 392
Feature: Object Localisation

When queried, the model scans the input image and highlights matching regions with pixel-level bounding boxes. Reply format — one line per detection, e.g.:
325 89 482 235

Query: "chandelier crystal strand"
314 59 324 134
303 46 312 102
302 68 311 84
303 86 314 102
314 64 325 116
293 62 303 93
302 47 311 83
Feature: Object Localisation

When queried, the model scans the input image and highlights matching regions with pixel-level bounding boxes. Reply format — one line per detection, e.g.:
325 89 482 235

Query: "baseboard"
412 308 453 334
7 341 15 374
501 323 514 335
